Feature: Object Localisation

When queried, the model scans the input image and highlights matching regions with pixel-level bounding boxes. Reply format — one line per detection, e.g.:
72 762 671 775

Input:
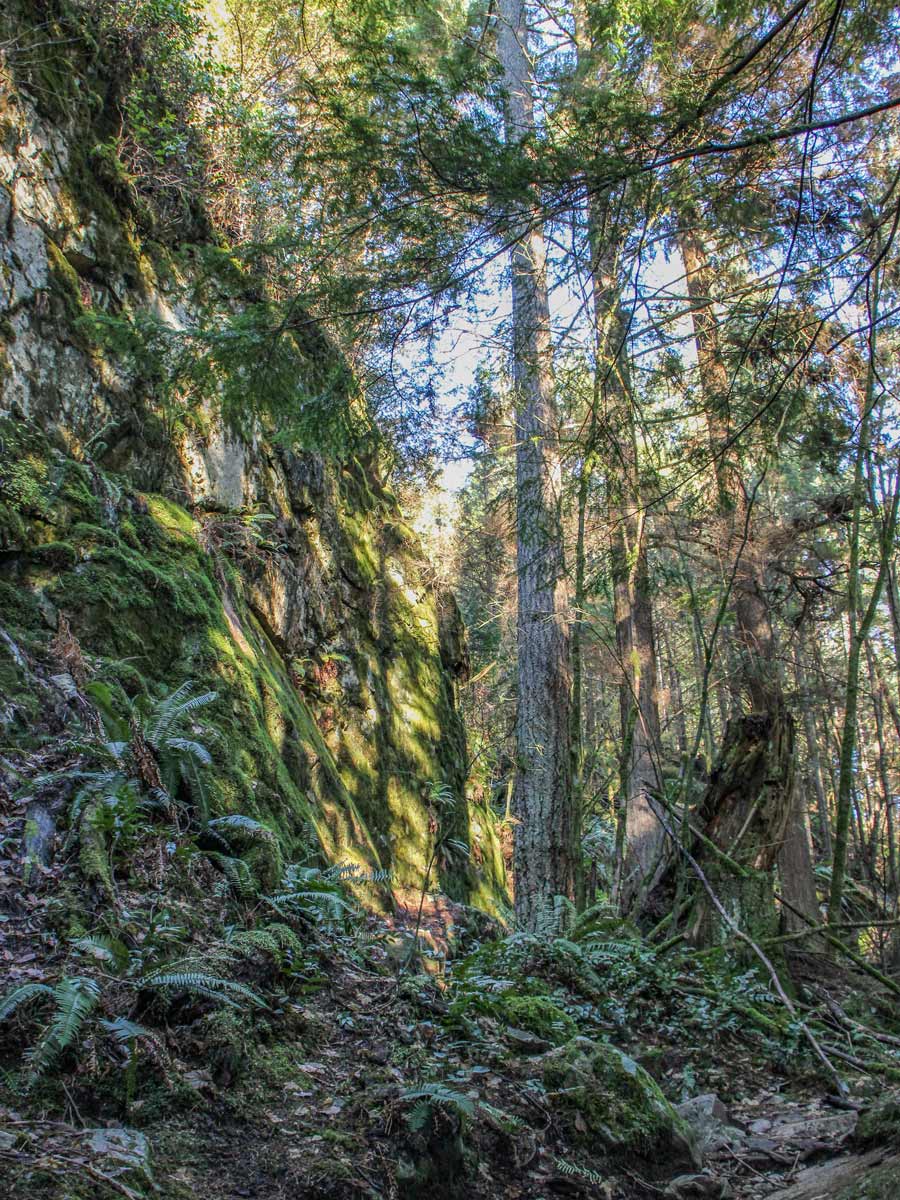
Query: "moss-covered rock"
454 933 603 999
499 995 577 1044
542 1036 697 1164
855 1094 900 1148
0 0 508 918
0 387 507 914
835 1162 900 1200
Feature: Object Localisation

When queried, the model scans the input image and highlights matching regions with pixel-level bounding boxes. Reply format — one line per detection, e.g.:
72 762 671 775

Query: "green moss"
542 1037 696 1163
0 407 505 907
322 1129 356 1147
856 1096 900 1148
455 935 602 999
78 798 115 896
145 495 197 538
836 1164 900 1200
0 639 42 738
0 579 44 632
499 995 577 1044
46 240 90 336
30 541 78 569
448 934 609 1045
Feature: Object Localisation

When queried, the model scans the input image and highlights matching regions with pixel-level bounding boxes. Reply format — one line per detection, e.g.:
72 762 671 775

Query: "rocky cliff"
0 1 506 913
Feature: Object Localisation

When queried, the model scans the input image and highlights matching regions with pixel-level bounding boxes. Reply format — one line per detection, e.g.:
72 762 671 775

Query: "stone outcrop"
0 7 506 912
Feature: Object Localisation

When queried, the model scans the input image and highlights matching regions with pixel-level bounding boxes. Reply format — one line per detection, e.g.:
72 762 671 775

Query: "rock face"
0 5 506 911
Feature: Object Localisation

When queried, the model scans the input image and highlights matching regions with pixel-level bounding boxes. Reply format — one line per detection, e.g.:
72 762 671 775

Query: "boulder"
854 1093 900 1148
542 1037 698 1165
665 1173 734 1198
677 1093 745 1155
677 1094 729 1126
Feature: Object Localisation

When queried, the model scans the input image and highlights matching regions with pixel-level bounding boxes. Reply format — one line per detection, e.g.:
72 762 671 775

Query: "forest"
1 0 900 1197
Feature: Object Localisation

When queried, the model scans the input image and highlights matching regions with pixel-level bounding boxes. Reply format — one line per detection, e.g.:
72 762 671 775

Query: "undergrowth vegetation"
2 662 899 1198
1 659 895 1117
0 673 367 1103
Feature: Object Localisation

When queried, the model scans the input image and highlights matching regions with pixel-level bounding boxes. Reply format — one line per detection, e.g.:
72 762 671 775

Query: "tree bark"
867 646 899 894
662 625 688 757
793 637 833 859
828 274 899 927
680 214 777 713
678 202 800 941
778 788 822 934
571 437 592 909
687 711 796 946
497 0 574 931
573 5 663 897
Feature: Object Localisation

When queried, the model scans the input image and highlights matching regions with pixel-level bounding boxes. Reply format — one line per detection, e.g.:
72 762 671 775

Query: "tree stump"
686 709 795 946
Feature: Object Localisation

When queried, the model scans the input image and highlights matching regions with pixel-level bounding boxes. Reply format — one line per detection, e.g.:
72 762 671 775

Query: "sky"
416 237 693 501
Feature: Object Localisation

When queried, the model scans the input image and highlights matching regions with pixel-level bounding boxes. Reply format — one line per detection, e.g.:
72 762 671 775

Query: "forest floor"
2 884 899 1200
135 969 897 1200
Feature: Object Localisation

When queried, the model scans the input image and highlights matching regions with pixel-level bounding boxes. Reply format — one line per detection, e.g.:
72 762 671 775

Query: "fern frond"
142 680 195 743
143 944 236 975
207 814 275 841
407 1100 431 1132
206 851 257 900
227 922 303 962
68 770 129 828
0 982 52 1022
182 755 211 825
72 934 130 973
77 798 114 894
267 865 353 924
101 1016 153 1044
284 865 324 885
400 1083 475 1118
141 971 266 1009
26 976 100 1079
145 684 217 747
554 1157 607 1186
164 737 212 765
443 838 471 860
480 1101 525 1133
266 888 350 923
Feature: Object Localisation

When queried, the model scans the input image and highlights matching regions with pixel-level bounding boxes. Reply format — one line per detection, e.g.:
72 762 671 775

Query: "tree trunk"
793 638 833 859
828 275 899 927
778 792 821 934
678 203 799 940
573 5 663 896
776 632 819 933
662 626 688 757
687 712 796 946
498 0 574 932
614 535 663 886
680 215 777 712
867 645 899 893
571 439 592 909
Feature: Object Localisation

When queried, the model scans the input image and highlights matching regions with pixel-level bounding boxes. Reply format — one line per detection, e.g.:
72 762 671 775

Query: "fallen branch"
775 891 900 1001
652 804 847 1094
